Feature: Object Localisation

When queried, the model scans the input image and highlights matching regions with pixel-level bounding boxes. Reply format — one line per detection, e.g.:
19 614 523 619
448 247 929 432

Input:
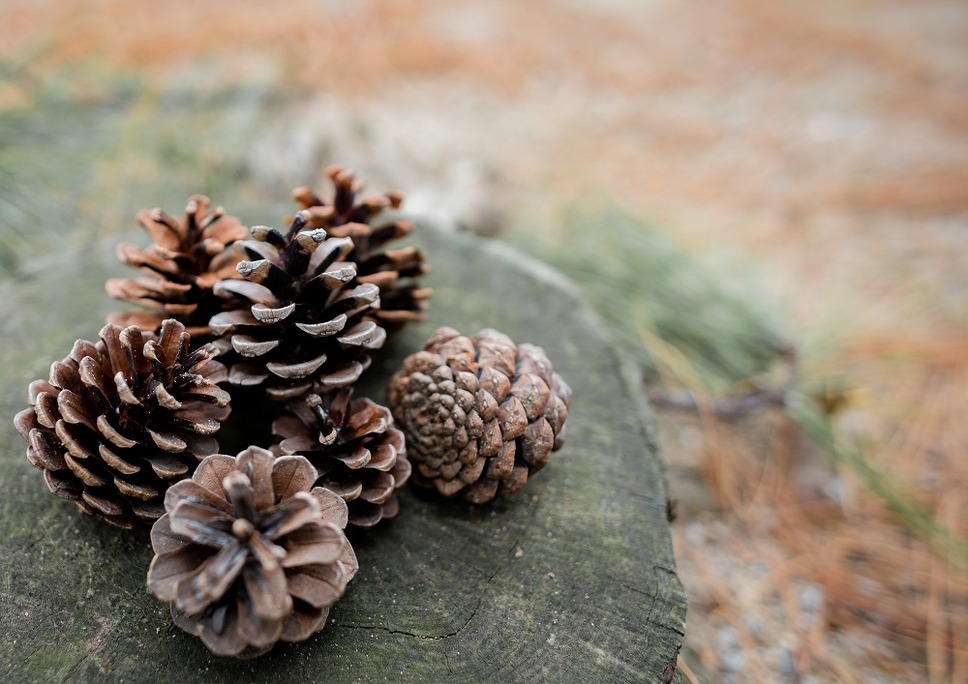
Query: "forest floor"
2 1 967 681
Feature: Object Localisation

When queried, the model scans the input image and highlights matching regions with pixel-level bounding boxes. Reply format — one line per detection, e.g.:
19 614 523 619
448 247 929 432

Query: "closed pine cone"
147 446 357 659
106 195 248 338
210 210 386 400
292 165 431 334
387 327 571 504
13 320 230 528
272 388 411 529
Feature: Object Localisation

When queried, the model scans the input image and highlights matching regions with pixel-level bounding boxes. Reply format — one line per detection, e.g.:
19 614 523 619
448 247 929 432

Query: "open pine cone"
292 165 431 334
387 327 571 504
13 320 230 528
147 447 357 659
210 210 387 400
106 195 248 338
272 388 411 529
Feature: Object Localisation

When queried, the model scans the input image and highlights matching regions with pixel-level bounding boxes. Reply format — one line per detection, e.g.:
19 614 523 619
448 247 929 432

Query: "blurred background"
1 0 966 680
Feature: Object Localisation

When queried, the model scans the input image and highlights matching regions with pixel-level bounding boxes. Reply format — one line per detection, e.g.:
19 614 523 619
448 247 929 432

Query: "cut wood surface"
0 218 686 682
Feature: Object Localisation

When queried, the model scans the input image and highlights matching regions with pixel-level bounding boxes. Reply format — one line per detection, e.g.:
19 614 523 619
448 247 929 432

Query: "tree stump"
0 218 686 682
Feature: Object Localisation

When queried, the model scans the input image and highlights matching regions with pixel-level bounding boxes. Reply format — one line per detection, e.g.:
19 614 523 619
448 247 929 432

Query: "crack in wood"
334 563 496 641
333 494 541 642
59 653 91 684
649 565 687 638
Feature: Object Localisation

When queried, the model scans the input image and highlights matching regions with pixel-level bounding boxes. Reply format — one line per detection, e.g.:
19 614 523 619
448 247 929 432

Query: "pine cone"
272 389 411 529
292 165 431 334
13 320 231 528
147 446 357 659
387 327 571 504
210 210 387 400
106 195 248 338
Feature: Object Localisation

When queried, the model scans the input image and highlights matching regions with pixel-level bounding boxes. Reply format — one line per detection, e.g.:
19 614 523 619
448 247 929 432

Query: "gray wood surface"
0 219 685 682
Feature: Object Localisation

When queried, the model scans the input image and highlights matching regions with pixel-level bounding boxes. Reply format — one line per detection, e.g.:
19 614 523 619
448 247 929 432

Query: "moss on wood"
0 219 685 682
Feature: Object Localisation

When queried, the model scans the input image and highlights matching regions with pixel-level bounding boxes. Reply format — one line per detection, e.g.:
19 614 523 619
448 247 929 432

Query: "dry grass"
3 0 967 680
659 367 968 680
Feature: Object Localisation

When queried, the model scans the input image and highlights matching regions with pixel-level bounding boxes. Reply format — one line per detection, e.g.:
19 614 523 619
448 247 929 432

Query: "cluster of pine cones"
13 166 571 659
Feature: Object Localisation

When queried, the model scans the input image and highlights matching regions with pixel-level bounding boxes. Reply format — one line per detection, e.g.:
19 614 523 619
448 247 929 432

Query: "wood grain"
0 218 685 682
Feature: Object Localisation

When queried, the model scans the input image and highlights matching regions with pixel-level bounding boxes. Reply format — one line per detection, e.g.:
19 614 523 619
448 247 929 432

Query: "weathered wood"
0 219 685 682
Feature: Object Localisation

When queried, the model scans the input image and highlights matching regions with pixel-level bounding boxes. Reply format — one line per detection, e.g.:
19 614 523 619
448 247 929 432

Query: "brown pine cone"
272 388 411 529
292 165 431 334
13 320 231 528
210 210 387 400
106 195 248 338
387 327 571 504
147 446 357 659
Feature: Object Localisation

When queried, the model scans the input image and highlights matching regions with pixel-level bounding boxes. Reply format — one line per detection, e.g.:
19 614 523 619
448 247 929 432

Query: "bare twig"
647 385 787 420
648 346 798 420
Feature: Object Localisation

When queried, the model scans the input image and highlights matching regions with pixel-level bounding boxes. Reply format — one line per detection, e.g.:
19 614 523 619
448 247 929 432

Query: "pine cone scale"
294 315 348 337
26 391 55 427
496 395 528 440
313 361 365 389
359 472 395 503
82 489 124 516
164 480 235 519
166 502 236 549
52 420 92 460
280 523 346 567
319 478 363 500
97 444 138 474
368 443 398 471
286 566 342 609
64 451 106 486
243 566 290 629
250 302 296 324
150 514 186 553
132 500 166 520
148 543 216 604
43 468 80 498
115 476 158 500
